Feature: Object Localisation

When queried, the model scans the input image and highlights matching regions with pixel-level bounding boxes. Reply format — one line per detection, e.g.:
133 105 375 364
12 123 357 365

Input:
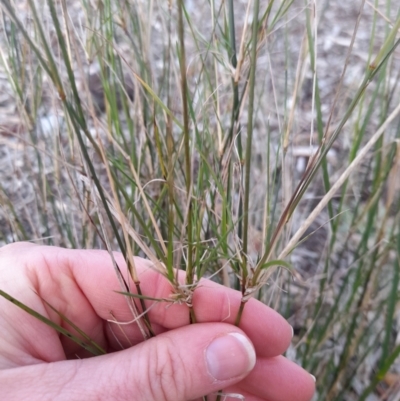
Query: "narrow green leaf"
0 289 105 356
259 259 292 271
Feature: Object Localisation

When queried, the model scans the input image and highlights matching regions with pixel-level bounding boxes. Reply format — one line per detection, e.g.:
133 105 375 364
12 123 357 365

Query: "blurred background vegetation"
0 0 399 400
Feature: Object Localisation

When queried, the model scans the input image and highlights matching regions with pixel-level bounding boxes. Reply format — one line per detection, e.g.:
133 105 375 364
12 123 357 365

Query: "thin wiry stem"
177 0 195 322
242 0 260 287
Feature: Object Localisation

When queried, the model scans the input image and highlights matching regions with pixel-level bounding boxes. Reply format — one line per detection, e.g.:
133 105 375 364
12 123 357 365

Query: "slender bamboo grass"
1 1 400 399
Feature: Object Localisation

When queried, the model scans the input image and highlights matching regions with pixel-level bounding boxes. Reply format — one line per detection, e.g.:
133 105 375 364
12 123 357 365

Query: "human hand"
0 242 315 401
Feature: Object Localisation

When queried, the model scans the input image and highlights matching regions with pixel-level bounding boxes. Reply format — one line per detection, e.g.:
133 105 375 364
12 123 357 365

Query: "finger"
193 387 261 401
240 355 316 401
1 323 257 401
203 355 316 401
191 281 293 357
60 247 293 357
0 243 69 365
203 387 264 401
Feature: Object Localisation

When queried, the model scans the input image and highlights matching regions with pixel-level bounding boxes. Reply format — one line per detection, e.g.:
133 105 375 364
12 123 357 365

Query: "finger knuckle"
145 337 187 401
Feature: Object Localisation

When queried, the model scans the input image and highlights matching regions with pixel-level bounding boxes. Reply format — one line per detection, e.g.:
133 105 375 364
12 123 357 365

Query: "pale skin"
0 242 315 401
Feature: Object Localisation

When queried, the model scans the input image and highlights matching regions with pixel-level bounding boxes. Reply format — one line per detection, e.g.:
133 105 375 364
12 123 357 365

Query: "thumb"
2 323 256 401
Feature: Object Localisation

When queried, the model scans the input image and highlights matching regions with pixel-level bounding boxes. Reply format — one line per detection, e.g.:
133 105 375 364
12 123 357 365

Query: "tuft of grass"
0 1 400 400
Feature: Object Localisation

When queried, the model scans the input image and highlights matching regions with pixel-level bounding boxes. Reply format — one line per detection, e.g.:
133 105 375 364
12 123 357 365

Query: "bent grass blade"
0 289 106 356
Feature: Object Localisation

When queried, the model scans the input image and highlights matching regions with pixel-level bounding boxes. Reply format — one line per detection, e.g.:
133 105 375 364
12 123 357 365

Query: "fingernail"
206 332 256 381
290 325 294 338
310 374 316 382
